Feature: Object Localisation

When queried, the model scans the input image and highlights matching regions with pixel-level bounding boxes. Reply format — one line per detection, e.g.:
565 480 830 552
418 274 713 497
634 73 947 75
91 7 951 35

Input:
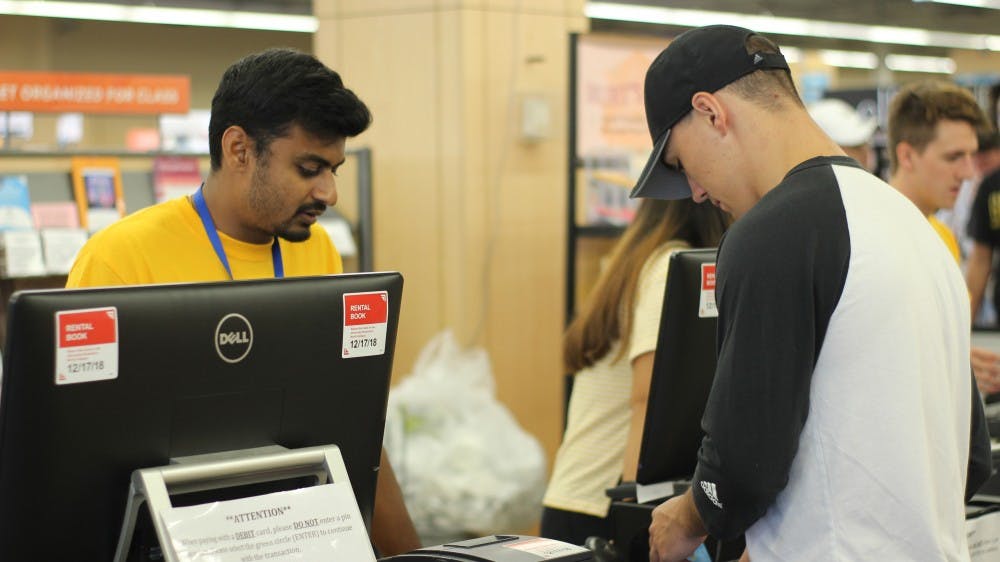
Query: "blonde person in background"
886 80 1000 395
540 198 730 546
807 98 878 172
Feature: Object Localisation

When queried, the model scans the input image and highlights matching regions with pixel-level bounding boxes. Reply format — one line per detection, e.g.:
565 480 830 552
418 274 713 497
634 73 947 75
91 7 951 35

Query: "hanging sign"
0 71 190 114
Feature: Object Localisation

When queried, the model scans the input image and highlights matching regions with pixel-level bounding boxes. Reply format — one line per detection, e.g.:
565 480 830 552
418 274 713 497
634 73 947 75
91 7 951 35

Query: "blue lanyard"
192 186 284 279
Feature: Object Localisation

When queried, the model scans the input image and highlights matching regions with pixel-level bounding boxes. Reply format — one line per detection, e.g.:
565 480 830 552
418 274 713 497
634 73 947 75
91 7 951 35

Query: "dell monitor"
636 249 719 485
0 272 403 560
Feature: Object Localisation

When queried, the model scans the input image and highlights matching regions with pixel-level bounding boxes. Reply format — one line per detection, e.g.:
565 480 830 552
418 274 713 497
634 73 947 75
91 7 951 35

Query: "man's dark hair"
725 34 802 110
208 48 372 170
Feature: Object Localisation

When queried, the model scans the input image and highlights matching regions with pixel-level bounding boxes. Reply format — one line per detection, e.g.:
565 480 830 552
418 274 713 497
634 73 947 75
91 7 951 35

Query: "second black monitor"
637 248 719 485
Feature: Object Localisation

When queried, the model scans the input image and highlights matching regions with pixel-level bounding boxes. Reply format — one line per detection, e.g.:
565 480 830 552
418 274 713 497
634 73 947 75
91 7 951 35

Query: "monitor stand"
113 444 353 562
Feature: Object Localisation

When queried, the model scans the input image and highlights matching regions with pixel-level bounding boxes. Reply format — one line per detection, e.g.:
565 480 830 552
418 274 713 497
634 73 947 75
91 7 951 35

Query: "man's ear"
895 141 916 172
220 125 252 171
690 91 728 135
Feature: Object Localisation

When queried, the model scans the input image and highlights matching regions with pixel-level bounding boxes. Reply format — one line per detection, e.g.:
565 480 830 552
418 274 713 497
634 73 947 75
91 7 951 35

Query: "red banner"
0 71 190 114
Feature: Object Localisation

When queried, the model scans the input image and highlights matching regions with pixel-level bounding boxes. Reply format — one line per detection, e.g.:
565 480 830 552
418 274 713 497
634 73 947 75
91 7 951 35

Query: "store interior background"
2 0 1000 535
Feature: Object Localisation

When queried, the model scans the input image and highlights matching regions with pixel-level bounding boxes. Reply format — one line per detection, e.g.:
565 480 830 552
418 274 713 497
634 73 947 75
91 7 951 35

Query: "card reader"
382 535 593 561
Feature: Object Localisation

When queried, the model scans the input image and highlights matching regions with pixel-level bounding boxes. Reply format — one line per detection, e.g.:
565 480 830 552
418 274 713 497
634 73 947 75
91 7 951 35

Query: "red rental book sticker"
342 292 389 358
699 263 718 318
55 307 119 385
702 263 716 291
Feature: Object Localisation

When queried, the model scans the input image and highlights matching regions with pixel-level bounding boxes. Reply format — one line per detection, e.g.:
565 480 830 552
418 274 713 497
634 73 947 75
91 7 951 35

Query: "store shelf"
574 224 626 238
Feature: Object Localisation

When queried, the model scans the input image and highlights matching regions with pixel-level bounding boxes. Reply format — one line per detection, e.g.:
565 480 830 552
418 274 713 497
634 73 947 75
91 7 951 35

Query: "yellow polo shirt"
67 196 342 287
928 215 961 264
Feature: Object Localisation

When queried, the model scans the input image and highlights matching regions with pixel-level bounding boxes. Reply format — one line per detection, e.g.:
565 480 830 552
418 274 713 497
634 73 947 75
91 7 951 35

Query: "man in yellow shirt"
888 81 986 260
67 48 420 556
887 80 1000 394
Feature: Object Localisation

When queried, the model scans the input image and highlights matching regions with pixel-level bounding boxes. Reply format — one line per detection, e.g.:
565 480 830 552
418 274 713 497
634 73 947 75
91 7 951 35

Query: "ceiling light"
586 2 1000 51
820 50 879 69
0 0 317 32
885 53 956 73
766 47 954 73
913 0 1000 9
779 47 803 64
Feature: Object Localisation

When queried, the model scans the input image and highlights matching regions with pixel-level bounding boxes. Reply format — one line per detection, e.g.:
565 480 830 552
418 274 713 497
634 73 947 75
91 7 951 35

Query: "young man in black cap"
632 25 991 562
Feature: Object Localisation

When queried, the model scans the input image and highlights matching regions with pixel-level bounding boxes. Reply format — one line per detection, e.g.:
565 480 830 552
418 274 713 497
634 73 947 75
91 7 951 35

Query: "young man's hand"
972 346 1000 395
648 490 708 562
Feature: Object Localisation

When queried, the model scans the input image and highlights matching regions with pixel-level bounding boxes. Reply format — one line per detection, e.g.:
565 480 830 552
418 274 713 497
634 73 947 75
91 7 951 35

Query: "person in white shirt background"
807 97 878 172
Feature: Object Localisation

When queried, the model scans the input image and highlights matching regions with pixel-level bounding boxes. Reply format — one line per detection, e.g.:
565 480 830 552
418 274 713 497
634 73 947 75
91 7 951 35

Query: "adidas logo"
701 481 723 509
753 53 764 65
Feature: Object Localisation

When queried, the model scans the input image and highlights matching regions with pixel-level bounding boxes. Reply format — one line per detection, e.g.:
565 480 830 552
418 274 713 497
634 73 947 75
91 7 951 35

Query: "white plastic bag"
383 330 547 540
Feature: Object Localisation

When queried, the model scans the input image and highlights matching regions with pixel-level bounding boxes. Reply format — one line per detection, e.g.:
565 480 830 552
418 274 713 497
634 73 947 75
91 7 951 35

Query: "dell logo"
218 332 249 345
214 313 253 364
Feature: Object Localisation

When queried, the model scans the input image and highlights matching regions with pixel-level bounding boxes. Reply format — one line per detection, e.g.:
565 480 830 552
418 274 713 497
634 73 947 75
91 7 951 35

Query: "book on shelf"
40 228 88 275
31 201 81 229
0 230 45 278
152 155 202 203
0 175 35 231
70 157 125 233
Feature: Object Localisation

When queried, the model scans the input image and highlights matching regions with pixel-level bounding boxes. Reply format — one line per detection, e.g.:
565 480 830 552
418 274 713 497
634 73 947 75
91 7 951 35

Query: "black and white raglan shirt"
691 156 992 561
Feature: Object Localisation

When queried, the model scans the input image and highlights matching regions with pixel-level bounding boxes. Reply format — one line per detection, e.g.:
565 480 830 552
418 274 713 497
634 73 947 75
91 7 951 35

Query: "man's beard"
274 202 327 242
248 159 324 243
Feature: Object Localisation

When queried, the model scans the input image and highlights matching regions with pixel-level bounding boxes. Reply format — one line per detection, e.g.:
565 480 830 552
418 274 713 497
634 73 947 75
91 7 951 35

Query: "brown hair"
888 80 989 174
563 199 730 373
725 34 803 110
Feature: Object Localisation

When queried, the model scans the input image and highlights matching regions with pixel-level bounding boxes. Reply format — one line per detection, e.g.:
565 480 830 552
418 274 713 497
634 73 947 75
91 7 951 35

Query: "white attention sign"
162 482 376 562
968 510 1000 561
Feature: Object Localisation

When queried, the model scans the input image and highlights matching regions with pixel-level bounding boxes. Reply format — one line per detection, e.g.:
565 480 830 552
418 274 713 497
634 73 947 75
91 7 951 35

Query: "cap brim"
630 129 691 200
840 119 878 148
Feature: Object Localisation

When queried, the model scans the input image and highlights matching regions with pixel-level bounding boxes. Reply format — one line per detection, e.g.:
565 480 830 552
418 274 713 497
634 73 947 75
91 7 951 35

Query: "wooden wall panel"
320 10 448 385
315 1 586 461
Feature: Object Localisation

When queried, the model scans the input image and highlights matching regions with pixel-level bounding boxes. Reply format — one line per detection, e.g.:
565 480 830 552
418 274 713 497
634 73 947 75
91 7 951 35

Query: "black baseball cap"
631 25 790 199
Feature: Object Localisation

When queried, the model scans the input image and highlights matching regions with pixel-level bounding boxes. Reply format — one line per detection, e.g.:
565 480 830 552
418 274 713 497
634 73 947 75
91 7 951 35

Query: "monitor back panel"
0 272 402 560
637 249 718 485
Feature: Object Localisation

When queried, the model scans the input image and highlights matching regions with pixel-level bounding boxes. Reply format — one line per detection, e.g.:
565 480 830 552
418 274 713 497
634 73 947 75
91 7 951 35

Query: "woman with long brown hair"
541 197 730 545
